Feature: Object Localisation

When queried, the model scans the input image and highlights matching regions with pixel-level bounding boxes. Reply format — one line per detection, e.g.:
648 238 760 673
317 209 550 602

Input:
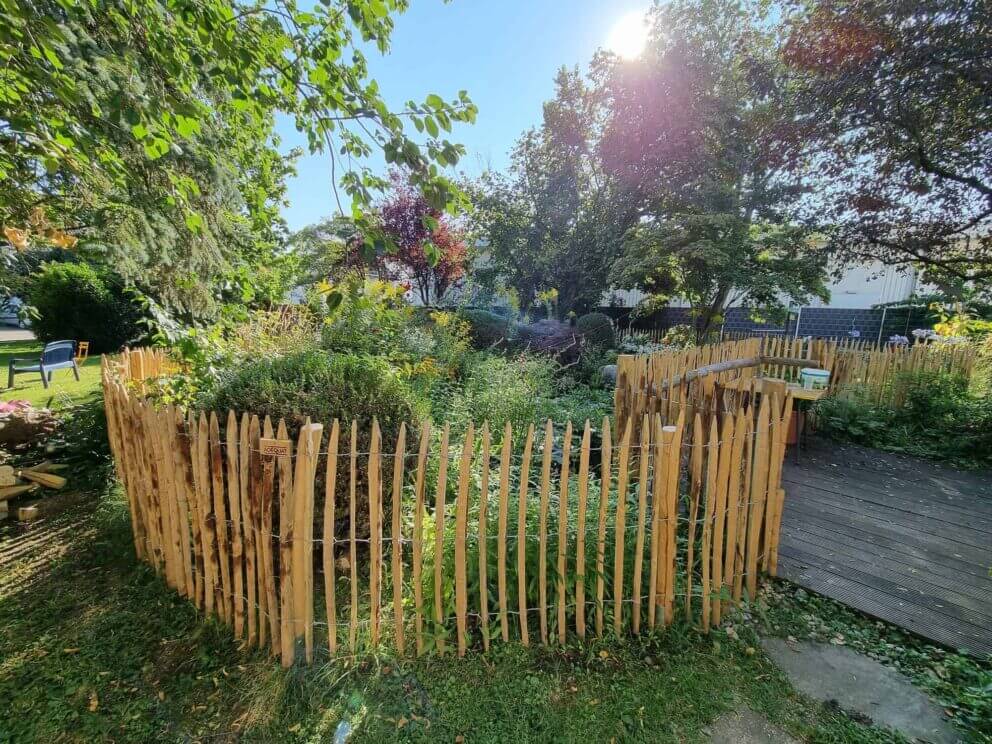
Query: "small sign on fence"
259 438 291 457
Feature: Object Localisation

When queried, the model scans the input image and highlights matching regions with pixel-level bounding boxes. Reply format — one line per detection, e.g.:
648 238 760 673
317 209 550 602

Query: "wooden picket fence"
102 348 793 666
615 337 977 433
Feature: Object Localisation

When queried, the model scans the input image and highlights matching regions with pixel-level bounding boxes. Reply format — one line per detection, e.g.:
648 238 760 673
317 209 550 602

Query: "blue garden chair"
7 340 80 389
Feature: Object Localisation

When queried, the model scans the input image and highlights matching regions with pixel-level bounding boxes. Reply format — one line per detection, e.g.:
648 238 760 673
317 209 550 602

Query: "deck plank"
779 440 992 657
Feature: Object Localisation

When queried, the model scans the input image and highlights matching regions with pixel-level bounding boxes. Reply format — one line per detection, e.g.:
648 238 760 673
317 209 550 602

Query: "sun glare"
606 10 650 60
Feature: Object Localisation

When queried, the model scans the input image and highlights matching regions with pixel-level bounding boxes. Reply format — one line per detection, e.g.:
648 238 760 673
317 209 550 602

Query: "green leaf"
325 290 343 313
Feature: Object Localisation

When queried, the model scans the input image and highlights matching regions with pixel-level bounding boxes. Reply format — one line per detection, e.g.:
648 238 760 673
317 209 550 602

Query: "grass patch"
4 485 982 742
0 340 103 409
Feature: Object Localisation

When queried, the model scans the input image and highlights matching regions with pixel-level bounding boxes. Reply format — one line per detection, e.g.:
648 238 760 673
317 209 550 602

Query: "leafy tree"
470 69 636 316
601 0 828 338
289 216 357 287
0 0 476 314
372 173 468 306
785 0 992 286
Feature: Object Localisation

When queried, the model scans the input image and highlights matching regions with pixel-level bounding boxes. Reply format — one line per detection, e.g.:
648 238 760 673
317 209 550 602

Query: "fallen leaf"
63 648 80 654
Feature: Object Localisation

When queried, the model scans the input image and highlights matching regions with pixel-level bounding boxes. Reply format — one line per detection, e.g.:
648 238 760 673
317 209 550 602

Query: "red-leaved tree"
371 172 468 305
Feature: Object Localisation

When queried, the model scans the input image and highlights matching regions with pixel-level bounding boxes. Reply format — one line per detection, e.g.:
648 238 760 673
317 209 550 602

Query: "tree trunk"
694 285 731 343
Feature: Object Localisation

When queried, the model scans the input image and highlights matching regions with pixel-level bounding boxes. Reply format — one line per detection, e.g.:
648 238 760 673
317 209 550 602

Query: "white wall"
602 262 921 310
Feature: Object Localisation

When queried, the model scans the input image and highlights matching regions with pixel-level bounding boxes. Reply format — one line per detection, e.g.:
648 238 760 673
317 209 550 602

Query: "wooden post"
477 423 492 652
277 419 295 667
455 423 473 656
595 417 611 637
368 420 382 650
209 413 232 624
556 422 572 645
517 424 534 646
391 423 407 655
574 420 591 640
433 423 450 654
538 419 553 645
497 422 512 643
412 421 431 655
631 415 650 634
612 420 633 635
239 413 256 647
324 420 340 656
348 421 358 654
226 411 245 640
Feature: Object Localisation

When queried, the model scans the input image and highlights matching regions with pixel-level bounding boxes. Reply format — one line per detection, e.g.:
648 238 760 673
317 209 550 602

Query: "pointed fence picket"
103 347 810 665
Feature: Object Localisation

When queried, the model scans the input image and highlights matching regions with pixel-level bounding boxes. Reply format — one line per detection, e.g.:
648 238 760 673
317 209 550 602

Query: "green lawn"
0 340 103 409
1 483 987 742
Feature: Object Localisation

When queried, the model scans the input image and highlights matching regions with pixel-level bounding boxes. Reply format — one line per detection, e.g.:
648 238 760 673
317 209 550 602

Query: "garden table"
720 377 828 461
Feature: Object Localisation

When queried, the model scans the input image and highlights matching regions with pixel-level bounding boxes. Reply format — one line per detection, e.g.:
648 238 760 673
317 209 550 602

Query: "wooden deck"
778 440 992 657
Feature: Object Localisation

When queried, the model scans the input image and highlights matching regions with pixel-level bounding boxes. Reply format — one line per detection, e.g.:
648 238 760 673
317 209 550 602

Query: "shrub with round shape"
28 262 146 353
203 350 426 446
202 350 428 538
576 312 616 349
458 308 511 349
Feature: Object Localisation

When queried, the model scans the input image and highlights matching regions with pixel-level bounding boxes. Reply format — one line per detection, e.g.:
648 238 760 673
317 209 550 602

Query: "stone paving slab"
762 637 961 743
707 709 798 744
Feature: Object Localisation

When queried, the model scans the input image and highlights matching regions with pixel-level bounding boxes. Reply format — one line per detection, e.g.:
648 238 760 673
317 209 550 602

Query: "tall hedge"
28 262 146 353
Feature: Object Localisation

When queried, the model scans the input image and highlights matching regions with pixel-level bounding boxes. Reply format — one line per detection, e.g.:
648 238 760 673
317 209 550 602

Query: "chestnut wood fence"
615 337 977 435
103 348 793 667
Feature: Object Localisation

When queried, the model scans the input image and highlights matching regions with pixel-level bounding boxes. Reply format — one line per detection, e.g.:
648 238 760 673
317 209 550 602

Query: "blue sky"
277 0 647 231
